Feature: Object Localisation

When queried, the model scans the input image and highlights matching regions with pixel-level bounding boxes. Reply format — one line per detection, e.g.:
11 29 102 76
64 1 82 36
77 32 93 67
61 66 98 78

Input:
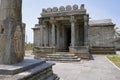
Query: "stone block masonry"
0 0 24 64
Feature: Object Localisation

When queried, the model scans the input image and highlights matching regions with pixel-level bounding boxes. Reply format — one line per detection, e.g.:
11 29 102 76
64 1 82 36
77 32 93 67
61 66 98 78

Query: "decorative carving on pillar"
12 25 24 63
70 16 76 23
50 17 56 24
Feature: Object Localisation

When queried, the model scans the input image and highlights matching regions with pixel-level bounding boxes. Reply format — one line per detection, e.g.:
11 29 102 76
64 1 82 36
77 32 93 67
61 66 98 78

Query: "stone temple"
33 4 115 60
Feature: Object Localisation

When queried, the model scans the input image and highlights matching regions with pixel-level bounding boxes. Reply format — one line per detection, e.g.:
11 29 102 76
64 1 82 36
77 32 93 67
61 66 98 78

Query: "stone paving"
53 55 120 80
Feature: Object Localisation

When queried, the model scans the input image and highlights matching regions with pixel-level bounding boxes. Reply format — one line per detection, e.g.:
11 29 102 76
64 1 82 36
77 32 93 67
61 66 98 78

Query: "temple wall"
115 41 120 50
79 25 84 46
33 29 40 47
88 26 115 47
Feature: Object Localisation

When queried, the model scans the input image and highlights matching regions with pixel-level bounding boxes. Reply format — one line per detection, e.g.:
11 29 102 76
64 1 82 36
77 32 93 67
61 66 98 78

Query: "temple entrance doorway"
65 25 71 51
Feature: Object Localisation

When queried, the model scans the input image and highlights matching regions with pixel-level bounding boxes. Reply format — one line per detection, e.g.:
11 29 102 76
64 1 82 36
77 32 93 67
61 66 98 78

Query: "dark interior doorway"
65 26 71 51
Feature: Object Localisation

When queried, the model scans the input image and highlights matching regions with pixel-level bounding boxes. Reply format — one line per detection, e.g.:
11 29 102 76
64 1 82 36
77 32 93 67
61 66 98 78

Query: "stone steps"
47 53 76 57
47 56 78 59
47 58 81 62
0 59 59 80
46 53 81 62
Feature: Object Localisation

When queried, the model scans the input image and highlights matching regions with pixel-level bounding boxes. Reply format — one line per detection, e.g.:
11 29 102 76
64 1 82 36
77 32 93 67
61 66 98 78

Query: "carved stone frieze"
47 8 52 12
52 7 58 12
66 5 71 11
73 4 78 10
59 6 65 11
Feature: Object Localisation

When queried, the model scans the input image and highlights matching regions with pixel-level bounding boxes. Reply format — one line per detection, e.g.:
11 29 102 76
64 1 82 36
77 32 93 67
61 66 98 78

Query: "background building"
32 4 115 59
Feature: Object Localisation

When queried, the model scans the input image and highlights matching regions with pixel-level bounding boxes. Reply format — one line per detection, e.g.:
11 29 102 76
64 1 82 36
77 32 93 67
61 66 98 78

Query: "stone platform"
0 55 59 80
90 47 116 54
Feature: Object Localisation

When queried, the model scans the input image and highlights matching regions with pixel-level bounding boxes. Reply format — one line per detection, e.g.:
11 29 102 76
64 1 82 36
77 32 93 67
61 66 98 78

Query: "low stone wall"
90 47 116 54
69 46 89 59
33 47 56 59
115 42 120 50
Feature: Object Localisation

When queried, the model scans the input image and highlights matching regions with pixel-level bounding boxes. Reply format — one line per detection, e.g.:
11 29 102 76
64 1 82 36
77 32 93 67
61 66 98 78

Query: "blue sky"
22 0 120 43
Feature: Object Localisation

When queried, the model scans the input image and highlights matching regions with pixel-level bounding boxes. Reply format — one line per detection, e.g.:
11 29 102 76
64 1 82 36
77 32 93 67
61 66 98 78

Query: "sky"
22 0 120 43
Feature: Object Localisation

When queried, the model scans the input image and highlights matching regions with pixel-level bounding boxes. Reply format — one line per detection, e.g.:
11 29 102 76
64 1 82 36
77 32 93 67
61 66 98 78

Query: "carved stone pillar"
0 0 24 64
70 16 76 46
43 25 47 47
48 25 51 46
39 26 41 47
56 24 60 49
84 15 89 46
46 26 49 46
52 23 55 47
40 26 43 47
50 17 56 47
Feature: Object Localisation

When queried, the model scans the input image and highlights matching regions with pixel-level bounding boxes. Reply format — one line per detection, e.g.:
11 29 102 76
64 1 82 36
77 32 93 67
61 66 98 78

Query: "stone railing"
41 4 86 17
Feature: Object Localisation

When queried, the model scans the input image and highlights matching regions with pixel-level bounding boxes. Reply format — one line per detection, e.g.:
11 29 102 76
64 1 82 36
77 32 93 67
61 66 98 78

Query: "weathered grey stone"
59 6 65 11
52 7 58 12
42 8 47 13
46 52 81 62
0 55 59 80
80 4 85 10
0 59 45 75
115 38 120 50
66 5 71 11
0 0 24 64
73 4 78 10
88 19 115 48
47 8 52 12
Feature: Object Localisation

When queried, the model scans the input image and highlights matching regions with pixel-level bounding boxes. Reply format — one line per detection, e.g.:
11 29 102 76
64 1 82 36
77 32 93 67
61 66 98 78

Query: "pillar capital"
50 17 56 24
41 20 47 26
84 15 89 22
70 16 76 23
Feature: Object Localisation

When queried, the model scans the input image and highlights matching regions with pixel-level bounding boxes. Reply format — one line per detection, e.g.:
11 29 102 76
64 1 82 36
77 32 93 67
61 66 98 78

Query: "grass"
107 55 120 68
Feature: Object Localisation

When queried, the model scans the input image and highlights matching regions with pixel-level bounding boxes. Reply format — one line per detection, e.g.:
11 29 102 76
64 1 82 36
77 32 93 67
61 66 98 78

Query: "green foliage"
107 56 120 68
25 42 33 50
